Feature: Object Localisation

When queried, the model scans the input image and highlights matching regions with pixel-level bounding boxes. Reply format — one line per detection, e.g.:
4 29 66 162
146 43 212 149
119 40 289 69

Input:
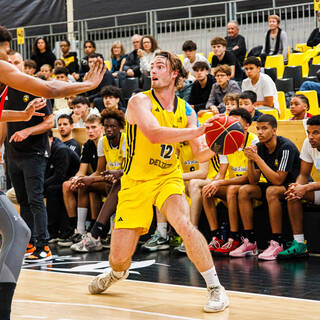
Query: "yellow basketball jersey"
123 90 189 180
207 154 221 180
102 132 126 170
178 142 199 173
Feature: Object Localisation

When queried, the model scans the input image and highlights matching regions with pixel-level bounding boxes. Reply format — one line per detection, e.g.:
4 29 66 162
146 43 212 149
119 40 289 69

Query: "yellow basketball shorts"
115 171 185 235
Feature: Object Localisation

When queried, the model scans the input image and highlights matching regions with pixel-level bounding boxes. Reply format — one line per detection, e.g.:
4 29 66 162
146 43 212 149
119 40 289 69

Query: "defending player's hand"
83 57 107 89
23 98 46 121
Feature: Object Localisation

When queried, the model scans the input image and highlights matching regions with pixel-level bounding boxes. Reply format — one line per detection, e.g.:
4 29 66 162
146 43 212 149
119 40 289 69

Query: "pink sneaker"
258 240 283 261
229 237 258 257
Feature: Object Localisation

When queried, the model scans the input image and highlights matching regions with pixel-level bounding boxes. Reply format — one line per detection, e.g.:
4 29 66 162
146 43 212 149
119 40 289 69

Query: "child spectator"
224 93 239 115
289 94 312 120
99 85 126 113
239 90 263 121
71 96 100 128
38 64 53 81
54 59 76 82
23 59 37 76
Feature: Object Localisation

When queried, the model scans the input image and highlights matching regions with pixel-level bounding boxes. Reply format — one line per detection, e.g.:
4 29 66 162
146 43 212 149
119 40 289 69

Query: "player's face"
8 53 24 72
244 64 260 80
58 118 72 137
227 23 238 38
225 100 238 114
151 56 175 89
256 122 276 143
85 121 102 140
212 44 225 56
84 42 95 56
194 68 208 82
184 50 196 61
104 118 120 140
73 103 88 116
239 98 254 115
307 125 320 150
215 72 229 87
103 95 119 108
268 18 279 31
56 74 68 82
0 41 10 62
290 97 307 117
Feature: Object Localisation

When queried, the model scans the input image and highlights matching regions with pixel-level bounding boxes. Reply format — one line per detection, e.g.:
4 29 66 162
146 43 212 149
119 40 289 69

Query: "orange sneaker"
25 243 36 257
25 245 52 263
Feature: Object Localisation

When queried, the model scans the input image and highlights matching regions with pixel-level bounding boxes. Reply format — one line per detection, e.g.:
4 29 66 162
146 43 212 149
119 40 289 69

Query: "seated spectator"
289 94 312 120
45 130 80 241
175 67 193 102
23 59 37 76
242 57 280 112
282 115 320 258
57 114 81 156
60 115 103 246
307 9 320 47
71 96 100 128
59 39 79 74
230 114 300 260
138 35 160 75
38 64 53 81
224 92 239 115
31 36 56 71
261 15 288 63
110 40 127 77
85 53 116 103
122 34 142 78
299 80 320 103
54 59 76 82
204 64 241 115
182 40 210 79
52 67 71 113
99 85 126 113
225 21 247 66
239 90 263 121
210 37 243 81
189 61 216 113
202 108 258 255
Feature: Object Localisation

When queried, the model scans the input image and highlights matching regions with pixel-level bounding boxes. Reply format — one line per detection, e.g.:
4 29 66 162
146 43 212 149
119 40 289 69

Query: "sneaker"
25 246 52 262
71 233 103 253
258 240 283 261
169 235 182 248
175 241 186 253
101 234 111 249
214 238 240 256
57 232 83 247
229 237 258 257
25 243 36 257
208 236 224 251
88 269 129 294
204 285 229 313
141 231 170 252
277 240 308 260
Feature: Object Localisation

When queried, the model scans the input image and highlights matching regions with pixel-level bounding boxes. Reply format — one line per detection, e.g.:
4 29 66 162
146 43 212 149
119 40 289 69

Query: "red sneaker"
214 238 240 256
208 236 224 251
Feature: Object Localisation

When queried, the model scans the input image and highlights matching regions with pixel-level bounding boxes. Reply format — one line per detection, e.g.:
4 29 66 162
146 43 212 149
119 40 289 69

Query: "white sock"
201 266 221 288
294 234 305 243
112 270 126 278
157 222 167 238
77 208 88 234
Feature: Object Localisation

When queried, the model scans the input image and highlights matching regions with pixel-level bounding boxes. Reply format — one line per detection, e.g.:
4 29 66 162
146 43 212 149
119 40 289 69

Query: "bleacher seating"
296 90 320 116
265 55 284 79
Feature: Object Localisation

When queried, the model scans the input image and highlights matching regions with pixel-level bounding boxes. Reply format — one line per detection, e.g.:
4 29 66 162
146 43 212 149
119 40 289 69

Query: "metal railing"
8 0 316 61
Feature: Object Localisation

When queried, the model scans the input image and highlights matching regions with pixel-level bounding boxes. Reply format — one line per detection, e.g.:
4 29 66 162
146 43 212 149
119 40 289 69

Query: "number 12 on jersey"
160 144 174 159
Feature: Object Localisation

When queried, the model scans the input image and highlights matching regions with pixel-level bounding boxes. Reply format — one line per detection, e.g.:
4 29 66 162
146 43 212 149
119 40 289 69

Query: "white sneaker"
71 233 103 253
88 269 129 294
204 285 229 313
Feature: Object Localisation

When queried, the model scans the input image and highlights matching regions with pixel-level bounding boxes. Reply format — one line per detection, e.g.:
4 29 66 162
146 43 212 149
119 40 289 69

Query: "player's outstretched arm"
127 93 207 144
0 58 106 99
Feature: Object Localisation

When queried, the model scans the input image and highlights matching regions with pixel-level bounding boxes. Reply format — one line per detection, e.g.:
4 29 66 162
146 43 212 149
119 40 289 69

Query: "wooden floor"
12 269 319 320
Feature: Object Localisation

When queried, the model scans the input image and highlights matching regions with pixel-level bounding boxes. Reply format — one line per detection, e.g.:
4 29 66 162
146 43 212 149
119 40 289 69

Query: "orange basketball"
205 115 244 155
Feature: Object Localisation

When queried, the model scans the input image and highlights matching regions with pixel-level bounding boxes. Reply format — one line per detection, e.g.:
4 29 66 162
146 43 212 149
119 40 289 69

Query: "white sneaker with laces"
88 269 129 294
204 285 229 313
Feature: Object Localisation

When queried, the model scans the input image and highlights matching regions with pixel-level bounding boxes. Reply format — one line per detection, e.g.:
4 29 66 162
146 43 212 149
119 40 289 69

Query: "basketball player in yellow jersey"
88 51 229 313
202 108 259 255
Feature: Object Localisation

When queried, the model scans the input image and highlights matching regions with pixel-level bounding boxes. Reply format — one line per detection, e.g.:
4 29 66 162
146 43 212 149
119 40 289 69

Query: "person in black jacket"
31 36 56 71
45 131 80 241
189 61 216 114
121 34 142 78
60 40 79 74
307 9 320 47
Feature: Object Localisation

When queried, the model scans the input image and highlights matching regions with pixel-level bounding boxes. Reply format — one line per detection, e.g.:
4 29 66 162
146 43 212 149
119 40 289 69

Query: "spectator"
52 67 70 112
230 114 300 260
239 90 263 121
71 96 100 128
57 114 81 156
224 92 239 114
85 53 116 103
73 40 104 81
110 40 127 77
99 85 126 113
189 61 216 113
182 40 210 78
175 67 193 102
54 66 69 82
299 80 320 103
4 51 54 262
289 94 312 120
122 34 142 78
138 35 160 75
61 114 103 246
23 59 37 76
225 21 247 66
242 56 280 112
307 9 320 47
210 37 243 81
59 39 79 74
31 36 56 71
204 64 241 115
45 130 80 243
54 59 76 82
38 64 53 81
282 115 320 259
261 15 288 64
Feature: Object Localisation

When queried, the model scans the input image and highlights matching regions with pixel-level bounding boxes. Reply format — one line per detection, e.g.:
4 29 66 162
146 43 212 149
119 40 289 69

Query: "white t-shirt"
242 73 279 112
97 135 126 158
183 53 210 76
73 107 100 128
300 137 320 173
